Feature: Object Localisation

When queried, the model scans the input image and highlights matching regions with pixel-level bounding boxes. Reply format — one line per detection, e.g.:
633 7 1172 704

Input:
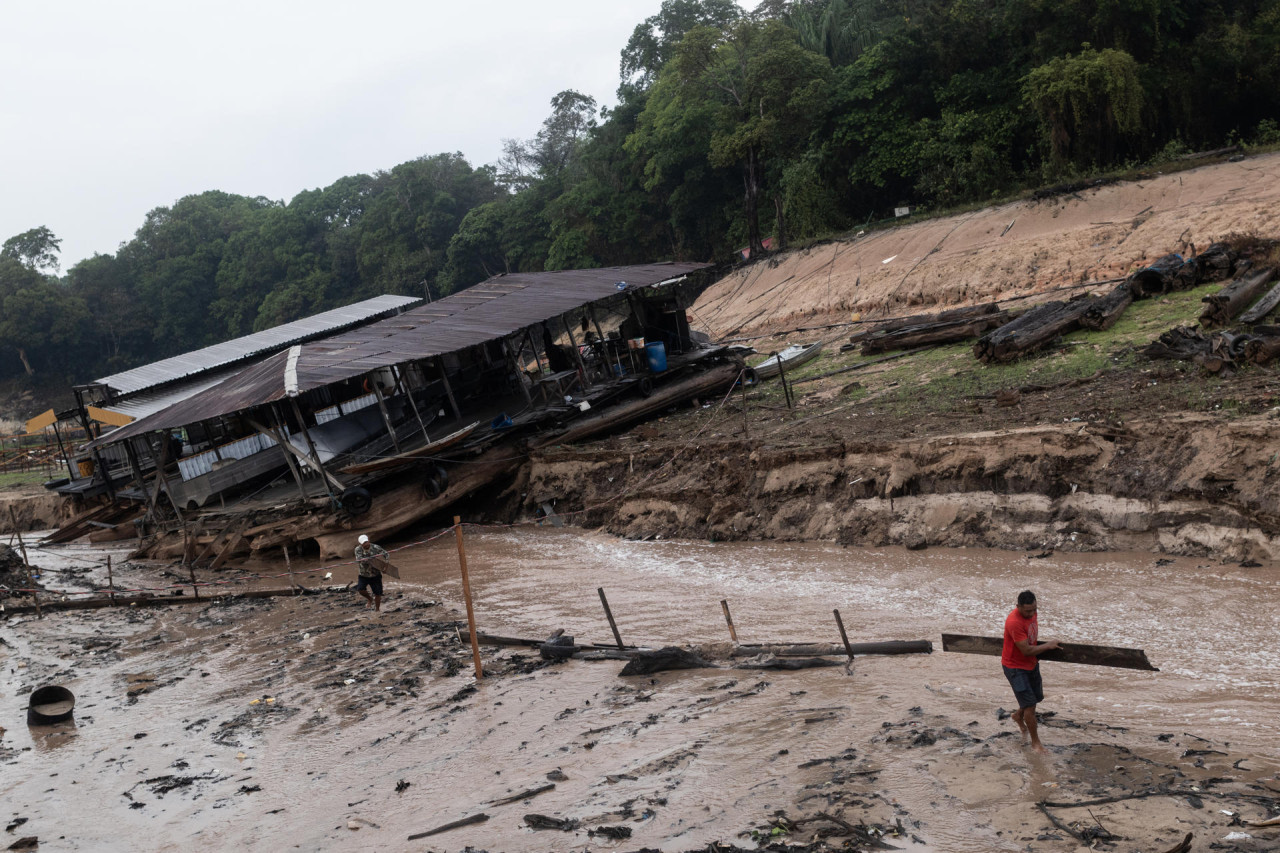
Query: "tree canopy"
4 0 1279 389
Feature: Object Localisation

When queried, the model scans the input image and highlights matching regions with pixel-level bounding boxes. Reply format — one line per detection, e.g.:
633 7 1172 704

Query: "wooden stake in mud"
16 532 41 618
454 516 483 680
283 545 298 594
597 587 625 649
775 353 794 409
741 379 750 439
106 555 116 605
188 564 200 600
720 598 738 643
833 609 854 660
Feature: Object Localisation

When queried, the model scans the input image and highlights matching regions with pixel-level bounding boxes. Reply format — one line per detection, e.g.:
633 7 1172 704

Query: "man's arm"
1015 637 1061 656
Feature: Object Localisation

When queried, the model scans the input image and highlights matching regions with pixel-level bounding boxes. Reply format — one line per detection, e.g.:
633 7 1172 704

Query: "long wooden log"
1238 278 1280 324
731 640 932 657
1244 335 1280 365
407 813 489 840
1199 266 1276 328
860 313 1007 355
1079 282 1134 331
852 303 1001 341
941 633 1158 670
531 361 742 449
1 585 346 617
974 298 1094 363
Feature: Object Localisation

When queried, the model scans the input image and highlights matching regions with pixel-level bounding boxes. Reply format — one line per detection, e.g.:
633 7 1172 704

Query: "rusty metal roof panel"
94 294 422 398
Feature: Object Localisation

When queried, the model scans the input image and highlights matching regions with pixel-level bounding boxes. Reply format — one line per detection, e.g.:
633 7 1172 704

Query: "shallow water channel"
2 529 1277 851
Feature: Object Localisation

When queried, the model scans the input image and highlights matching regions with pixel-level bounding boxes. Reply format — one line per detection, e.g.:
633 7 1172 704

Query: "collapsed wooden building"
53 264 742 560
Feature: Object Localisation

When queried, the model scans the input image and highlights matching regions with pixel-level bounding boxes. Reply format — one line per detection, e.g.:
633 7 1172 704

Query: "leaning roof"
93 294 423 398
88 263 710 447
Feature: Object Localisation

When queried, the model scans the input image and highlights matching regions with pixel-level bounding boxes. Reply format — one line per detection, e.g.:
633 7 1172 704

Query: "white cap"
357 534 369 544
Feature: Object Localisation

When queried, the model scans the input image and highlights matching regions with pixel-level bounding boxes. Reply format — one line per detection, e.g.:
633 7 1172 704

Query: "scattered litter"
1223 831 1251 841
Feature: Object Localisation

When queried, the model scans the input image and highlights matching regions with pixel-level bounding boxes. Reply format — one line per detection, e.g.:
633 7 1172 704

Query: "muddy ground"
3 546 1279 852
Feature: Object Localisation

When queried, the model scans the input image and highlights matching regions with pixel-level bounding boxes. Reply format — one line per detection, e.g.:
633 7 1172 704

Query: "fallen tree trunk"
941 633 1158 670
1079 282 1134 331
1192 241 1237 283
1244 334 1280 365
1199 266 1275 328
860 313 1008 355
974 297 1094 363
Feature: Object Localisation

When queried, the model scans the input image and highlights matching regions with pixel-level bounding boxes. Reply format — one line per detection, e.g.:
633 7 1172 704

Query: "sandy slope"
694 152 1280 338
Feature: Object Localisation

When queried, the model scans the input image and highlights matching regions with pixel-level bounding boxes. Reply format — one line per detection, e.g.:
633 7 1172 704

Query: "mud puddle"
2 530 1278 852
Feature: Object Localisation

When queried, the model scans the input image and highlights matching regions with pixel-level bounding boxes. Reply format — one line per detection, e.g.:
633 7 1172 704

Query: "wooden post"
107 555 116 605
454 516 483 680
720 598 738 643
395 364 432 442
437 358 461 421
598 587 625 649
269 406 309 501
833 609 854 660
370 376 403 453
562 315 589 386
183 528 200 600
16 532 41 618
741 380 750 439
289 399 337 501
283 545 298 594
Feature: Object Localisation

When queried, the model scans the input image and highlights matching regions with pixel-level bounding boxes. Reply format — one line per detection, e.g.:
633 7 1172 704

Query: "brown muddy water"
2 529 1278 852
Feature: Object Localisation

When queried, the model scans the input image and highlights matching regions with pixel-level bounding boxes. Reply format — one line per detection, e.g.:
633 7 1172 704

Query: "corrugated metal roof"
88 263 709 447
94 294 423 398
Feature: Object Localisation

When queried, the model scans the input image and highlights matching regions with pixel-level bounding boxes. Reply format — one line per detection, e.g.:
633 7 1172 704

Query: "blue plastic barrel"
646 341 667 372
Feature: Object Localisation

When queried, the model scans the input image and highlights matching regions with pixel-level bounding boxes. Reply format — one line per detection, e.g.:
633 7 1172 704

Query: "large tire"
637 376 654 397
340 487 372 515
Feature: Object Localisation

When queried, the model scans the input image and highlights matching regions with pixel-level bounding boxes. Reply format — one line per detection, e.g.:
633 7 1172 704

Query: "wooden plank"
941 633 1158 671
369 555 400 579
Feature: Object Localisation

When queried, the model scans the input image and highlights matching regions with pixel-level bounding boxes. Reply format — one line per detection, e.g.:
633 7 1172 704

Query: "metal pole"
775 353 793 409
720 598 738 643
454 516 483 680
834 609 854 660
598 587 625 649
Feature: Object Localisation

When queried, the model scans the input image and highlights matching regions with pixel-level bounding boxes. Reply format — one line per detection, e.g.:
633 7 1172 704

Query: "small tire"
638 377 654 397
340 487 372 515
423 476 443 500
432 465 449 492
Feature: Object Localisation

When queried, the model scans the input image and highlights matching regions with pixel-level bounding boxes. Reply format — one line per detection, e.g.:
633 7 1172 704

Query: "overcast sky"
0 1 751 270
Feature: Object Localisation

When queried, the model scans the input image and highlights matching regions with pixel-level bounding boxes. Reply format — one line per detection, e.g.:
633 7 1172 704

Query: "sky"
0 1 751 270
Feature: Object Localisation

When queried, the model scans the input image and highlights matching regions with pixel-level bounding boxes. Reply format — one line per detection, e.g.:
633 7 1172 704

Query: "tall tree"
2 226 62 274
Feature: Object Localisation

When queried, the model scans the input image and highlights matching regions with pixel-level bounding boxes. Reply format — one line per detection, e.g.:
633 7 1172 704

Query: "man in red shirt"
1002 590 1060 752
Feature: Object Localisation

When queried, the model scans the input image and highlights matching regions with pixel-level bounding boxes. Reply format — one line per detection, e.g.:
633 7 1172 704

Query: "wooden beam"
941 633 1158 670
247 417 345 493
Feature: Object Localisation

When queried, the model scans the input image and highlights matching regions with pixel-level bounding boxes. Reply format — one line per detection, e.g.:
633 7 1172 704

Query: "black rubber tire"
433 465 449 492
638 377 654 397
423 475 443 500
340 487 372 515
742 367 759 386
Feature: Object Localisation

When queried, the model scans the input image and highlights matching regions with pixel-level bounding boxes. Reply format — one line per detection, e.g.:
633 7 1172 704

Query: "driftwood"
1199 266 1276 328
1079 282 1134 331
523 814 579 831
860 313 1008 355
941 633 1158 670
1239 279 1280 324
1128 253 1198 298
485 783 555 807
973 297 1094 363
734 655 843 670
406 812 489 840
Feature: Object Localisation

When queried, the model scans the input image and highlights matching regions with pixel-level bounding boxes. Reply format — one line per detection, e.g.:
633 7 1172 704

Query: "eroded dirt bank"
526 410 1280 562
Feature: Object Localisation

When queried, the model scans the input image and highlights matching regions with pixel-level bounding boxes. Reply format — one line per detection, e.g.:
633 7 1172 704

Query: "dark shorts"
356 574 383 596
1003 664 1044 709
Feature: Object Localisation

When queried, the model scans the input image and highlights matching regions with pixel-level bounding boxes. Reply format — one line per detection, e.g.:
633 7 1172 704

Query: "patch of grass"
0 469 51 489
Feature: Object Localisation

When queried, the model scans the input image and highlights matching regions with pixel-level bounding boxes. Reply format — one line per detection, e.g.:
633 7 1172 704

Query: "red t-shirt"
1001 608 1039 670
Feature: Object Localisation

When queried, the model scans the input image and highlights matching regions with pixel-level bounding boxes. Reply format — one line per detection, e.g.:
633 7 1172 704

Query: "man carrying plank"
1003 590 1060 752
354 534 390 612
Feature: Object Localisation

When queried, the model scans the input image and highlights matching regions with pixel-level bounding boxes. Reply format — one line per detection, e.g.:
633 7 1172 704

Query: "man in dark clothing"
353 534 389 612
1002 590 1060 752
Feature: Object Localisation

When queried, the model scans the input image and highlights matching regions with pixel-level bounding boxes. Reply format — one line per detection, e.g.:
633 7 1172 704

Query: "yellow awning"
87 406 135 428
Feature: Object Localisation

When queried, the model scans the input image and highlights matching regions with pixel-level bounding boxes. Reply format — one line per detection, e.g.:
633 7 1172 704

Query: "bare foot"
1014 714 1029 741
1031 741 1048 754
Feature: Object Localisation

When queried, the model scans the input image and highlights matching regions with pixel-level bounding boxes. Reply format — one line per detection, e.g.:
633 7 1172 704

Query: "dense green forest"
3 0 1279 388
